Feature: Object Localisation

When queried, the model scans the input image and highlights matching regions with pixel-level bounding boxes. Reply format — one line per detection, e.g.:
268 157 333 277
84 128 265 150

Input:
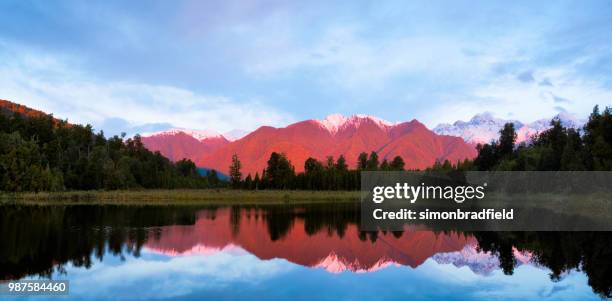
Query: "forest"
0 111 221 192
1 105 610 192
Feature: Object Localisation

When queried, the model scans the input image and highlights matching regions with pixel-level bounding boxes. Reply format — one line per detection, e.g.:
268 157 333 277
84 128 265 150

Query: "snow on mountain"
433 113 523 144
144 243 245 257
140 128 230 163
316 114 349 133
201 115 476 175
223 129 249 141
314 252 398 273
433 112 586 144
142 128 225 141
315 114 397 134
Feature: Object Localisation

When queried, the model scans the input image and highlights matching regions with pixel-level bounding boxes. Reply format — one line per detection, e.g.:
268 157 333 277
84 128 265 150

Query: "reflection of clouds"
417 260 597 301
40 248 599 301
65 251 293 300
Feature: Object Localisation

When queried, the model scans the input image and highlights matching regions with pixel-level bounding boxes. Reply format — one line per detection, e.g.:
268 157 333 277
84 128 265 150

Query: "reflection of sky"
5 248 599 301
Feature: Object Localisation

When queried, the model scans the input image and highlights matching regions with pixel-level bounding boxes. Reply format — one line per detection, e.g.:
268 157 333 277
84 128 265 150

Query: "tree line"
416 105 611 172
469 105 611 171
3 104 609 192
229 151 406 190
0 112 222 192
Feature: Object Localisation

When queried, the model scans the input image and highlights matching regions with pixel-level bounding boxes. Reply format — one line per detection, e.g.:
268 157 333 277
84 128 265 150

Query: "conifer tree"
335 155 348 171
366 151 379 170
357 152 368 170
229 154 242 188
390 156 405 170
380 159 390 171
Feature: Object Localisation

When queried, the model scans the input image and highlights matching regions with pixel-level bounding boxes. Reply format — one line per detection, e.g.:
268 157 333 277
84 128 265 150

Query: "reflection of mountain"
1 205 610 297
144 208 475 272
433 244 532 276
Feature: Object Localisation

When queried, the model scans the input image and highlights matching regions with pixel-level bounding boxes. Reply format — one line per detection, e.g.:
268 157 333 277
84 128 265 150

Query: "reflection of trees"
0 205 196 280
472 231 612 298
1 205 610 297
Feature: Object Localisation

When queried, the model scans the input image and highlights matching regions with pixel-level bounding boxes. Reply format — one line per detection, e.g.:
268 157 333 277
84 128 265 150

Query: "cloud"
539 78 553 86
67 250 293 300
2 1 612 128
551 94 570 103
0 43 294 134
424 65 612 127
98 117 174 136
517 70 535 83
242 24 514 94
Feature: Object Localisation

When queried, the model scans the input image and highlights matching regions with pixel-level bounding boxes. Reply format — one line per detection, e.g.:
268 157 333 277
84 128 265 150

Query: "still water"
1 204 610 300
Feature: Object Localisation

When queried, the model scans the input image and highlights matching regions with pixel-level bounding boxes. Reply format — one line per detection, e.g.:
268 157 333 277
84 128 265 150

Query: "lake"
1 203 610 300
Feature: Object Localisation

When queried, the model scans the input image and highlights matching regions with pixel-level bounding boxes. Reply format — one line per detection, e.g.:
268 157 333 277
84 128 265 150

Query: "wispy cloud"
0 42 294 135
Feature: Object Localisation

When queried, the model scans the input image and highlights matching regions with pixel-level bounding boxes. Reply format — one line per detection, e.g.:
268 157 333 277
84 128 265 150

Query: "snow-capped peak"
223 129 249 141
142 128 225 141
432 243 533 276
469 112 496 124
433 112 585 145
313 252 397 273
315 114 397 134
317 114 348 133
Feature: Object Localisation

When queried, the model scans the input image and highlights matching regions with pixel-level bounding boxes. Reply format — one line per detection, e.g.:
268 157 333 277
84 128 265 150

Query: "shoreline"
0 189 360 205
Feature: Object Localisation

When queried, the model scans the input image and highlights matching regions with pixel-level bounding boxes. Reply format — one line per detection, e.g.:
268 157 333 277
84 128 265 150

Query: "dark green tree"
357 152 368 170
229 154 242 188
253 172 261 190
366 151 379 170
498 123 516 159
243 174 253 189
176 159 198 177
265 152 294 189
380 159 390 171
335 155 348 171
390 156 405 171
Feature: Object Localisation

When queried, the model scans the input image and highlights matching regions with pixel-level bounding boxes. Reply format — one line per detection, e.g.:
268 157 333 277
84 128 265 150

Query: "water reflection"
0 204 610 299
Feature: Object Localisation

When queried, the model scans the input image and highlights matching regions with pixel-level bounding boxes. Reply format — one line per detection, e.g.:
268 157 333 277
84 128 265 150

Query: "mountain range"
142 112 583 175
143 114 477 175
433 112 585 145
3 99 585 175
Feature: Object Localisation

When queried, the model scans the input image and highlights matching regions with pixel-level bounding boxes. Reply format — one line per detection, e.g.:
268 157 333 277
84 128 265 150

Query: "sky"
1 0 611 136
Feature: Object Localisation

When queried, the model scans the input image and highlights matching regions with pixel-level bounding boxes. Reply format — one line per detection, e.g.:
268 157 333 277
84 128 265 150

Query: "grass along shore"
0 189 360 205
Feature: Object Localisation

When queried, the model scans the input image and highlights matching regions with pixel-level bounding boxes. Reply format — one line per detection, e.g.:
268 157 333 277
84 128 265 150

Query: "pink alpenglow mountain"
199 114 477 176
433 112 586 145
141 128 230 162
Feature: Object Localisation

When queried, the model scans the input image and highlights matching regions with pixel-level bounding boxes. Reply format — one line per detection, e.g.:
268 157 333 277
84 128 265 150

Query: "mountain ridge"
433 112 586 144
197 115 476 175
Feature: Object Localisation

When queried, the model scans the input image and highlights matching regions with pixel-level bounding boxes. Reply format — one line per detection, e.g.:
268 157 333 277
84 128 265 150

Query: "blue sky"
1 0 611 135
